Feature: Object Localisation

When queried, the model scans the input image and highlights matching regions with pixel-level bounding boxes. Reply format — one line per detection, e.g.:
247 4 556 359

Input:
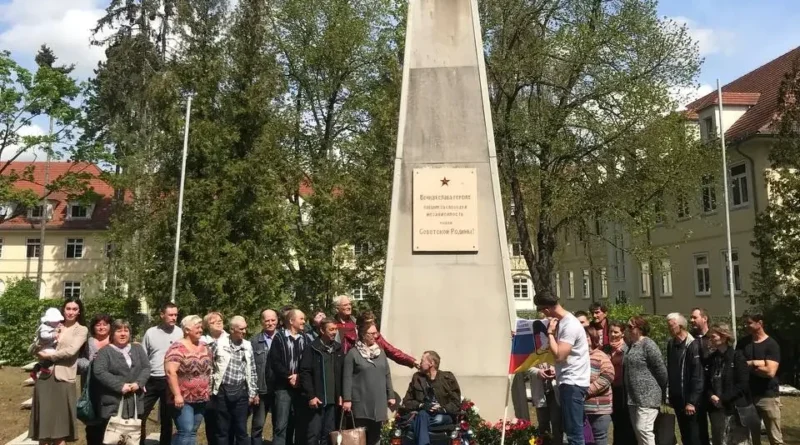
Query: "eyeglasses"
364 331 378 337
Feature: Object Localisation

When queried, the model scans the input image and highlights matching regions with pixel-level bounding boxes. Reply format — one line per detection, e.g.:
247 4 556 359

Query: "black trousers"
86 420 109 445
611 386 635 445
251 392 274 445
354 418 382 445
215 385 250 445
306 404 336 445
696 400 711 445
141 376 173 445
205 393 220 445
673 399 702 445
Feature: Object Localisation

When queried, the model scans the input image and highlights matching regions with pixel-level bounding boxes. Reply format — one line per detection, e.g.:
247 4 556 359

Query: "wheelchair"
388 409 468 445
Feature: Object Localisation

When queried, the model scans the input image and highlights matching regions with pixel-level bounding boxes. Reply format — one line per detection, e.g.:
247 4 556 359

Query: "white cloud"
670 16 736 57
671 83 715 110
0 0 106 77
1 124 49 161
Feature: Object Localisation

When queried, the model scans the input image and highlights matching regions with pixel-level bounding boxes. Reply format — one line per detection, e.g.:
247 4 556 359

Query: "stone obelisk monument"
380 0 516 420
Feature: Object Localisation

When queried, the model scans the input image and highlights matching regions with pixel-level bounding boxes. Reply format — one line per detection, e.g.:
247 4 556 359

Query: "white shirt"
554 313 591 387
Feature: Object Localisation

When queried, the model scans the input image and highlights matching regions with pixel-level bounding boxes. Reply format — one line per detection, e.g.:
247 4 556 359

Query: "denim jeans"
559 384 588 445
172 403 206 445
587 414 611 445
412 411 453 445
251 392 274 445
273 389 303 445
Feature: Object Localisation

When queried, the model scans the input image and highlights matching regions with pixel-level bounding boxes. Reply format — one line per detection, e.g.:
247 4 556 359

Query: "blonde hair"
203 312 223 330
710 323 734 345
333 295 351 307
181 315 203 333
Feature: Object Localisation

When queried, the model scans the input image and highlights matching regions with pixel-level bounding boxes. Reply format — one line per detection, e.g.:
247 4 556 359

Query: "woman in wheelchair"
399 351 462 445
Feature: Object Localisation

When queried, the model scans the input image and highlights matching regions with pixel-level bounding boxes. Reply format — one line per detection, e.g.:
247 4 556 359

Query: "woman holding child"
28 297 89 445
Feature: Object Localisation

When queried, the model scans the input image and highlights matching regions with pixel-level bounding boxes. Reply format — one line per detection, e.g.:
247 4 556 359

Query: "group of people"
26 294 462 445
531 291 783 445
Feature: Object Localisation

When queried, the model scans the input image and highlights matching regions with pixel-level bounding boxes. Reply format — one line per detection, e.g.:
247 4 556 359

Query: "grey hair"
666 312 687 330
181 315 203 332
423 351 441 369
230 315 246 328
333 295 351 307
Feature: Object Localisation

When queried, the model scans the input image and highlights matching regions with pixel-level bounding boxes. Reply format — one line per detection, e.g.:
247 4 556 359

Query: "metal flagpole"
170 93 193 304
717 79 738 343
499 374 512 445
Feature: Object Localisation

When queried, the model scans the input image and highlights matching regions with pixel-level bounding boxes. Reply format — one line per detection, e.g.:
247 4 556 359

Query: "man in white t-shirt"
535 289 591 445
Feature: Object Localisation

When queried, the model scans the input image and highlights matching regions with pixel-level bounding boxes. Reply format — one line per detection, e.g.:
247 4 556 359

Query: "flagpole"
170 93 193 304
716 79 738 343
500 374 512 445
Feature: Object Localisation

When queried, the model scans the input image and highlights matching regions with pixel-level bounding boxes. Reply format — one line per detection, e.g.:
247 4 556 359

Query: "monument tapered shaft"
380 0 516 420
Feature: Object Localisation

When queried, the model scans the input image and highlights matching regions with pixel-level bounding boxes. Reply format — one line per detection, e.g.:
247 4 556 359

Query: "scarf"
609 338 625 351
355 341 381 362
111 343 133 367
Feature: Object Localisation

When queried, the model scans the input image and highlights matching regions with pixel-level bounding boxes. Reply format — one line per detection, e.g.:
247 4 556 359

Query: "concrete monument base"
381 0 516 421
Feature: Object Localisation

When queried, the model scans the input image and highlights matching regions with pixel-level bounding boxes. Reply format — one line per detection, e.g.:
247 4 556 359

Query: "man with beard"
690 308 712 445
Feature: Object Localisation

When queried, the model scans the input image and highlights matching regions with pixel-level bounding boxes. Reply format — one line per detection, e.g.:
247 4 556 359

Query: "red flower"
460 421 469 431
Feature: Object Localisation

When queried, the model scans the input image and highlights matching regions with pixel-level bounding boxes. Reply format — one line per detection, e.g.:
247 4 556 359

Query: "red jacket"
376 333 417 368
334 317 416 368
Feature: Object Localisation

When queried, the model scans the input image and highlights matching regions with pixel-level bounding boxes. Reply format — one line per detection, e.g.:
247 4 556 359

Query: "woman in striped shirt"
585 325 615 445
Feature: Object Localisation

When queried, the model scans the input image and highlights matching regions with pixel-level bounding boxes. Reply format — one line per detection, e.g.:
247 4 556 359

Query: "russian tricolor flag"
509 318 554 374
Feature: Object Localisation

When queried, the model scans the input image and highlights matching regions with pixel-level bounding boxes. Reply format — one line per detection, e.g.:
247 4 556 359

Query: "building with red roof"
0 161 113 299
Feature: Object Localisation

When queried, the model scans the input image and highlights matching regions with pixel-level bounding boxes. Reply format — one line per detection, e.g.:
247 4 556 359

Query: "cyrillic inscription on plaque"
413 168 478 252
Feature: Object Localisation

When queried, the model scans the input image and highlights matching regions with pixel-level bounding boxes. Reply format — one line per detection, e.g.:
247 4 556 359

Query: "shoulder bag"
329 411 366 445
103 394 141 445
76 363 96 424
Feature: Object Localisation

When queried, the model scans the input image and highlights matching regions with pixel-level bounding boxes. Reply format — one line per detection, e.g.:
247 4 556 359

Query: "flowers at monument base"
380 397 548 444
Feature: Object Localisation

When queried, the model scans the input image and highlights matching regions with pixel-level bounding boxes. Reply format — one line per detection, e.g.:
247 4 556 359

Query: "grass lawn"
0 367 273 445
2 365 799 444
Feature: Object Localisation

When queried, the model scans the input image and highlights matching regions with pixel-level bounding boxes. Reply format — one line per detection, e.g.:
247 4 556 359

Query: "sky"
1 0 799 159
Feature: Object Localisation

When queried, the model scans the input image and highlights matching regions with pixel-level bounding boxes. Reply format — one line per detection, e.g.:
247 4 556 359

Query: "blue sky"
0 0 798 158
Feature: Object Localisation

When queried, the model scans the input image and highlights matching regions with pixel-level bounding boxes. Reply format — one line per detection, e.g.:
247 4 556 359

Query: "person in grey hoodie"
624 316 668 445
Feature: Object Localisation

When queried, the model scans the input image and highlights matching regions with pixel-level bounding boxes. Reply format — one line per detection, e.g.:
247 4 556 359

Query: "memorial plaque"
413 167 478 252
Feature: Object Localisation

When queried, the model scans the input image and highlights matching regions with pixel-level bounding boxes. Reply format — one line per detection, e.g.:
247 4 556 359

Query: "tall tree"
266 0 400 310
480 0 713 294
0 49 93 219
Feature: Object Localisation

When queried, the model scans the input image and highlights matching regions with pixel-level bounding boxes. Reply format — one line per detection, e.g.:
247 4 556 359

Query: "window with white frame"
704 117 715 139
66 238 84 259
600 268 608 299
695 254 711 295
677 195 690 219
730 163 750 207
63 281 81 299
26 238 41 258
67 202 93 220
701 176 717 213
582 270 591 299
28 204 48 220
660 259 673 296
351 287 366 301
568 271 575 299
616 290 627 304
106 243 114 258
511 242 523 257
513 276 531 299
353 242 371 258
640 262 651 297
722 250 742 294
614 233 625 280
554 272 561 298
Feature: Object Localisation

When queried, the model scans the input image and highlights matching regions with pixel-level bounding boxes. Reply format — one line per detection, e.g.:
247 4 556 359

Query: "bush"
0 279 50 365
82 289 146 339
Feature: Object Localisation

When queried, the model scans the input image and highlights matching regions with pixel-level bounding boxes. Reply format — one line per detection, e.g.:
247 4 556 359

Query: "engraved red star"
440 177 450 186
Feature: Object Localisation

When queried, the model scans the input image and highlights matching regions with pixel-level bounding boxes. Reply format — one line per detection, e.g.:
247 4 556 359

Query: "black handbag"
736 403 761 430
77 362 96 424
654 406 677 445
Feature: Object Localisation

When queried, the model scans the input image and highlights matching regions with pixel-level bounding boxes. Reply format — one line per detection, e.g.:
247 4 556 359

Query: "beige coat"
48 323 89 383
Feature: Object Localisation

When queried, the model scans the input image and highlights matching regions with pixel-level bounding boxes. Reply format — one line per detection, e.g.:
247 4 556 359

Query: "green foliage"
82 290 146 338
481 0 715 294
0 280 50 365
